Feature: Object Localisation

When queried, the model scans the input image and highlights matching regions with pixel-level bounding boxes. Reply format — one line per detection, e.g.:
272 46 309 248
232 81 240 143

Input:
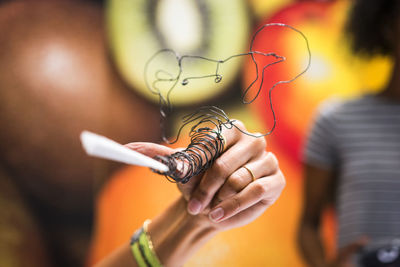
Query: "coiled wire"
144 23 311 183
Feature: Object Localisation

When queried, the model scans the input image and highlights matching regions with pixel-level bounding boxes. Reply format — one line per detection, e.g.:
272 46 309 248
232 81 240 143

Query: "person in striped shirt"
298 0 400 266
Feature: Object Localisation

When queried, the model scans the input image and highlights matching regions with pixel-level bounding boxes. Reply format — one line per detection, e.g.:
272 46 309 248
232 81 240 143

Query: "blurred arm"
298 164 335 267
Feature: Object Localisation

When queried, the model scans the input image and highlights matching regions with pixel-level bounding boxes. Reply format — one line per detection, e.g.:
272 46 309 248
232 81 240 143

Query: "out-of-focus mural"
89 0 391 266
107 0 250 105
0 0 392 266
0 0 161 266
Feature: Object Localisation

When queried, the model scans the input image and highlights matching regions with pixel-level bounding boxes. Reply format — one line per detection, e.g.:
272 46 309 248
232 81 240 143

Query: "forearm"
299 164 336 267
149 197 217 267
298 222 327 267
96 197 217 267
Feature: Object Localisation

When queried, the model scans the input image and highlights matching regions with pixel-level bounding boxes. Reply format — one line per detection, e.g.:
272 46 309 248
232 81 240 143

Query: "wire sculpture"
144 23 311 183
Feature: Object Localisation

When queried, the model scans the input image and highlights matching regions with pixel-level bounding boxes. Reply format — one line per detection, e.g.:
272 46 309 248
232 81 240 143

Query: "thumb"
124 142 177 158
336 236 369 265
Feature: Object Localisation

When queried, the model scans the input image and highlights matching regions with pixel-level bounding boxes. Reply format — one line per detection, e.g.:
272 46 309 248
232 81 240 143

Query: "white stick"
80 131 169 173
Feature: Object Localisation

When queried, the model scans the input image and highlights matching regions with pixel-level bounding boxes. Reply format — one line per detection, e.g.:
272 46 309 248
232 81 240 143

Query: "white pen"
80 131 169 173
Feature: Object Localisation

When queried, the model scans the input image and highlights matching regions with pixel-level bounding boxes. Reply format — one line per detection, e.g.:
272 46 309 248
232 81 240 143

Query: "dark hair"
346 0 400 57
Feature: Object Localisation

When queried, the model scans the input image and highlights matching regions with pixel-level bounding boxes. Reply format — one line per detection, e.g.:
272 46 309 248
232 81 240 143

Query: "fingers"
215 201 269 230
125 142 179 158
214 152 279 204
208 170 285 222
187 123 266 215
335 237 369 265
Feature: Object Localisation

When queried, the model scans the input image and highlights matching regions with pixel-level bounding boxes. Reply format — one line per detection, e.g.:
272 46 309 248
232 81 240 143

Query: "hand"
182 120 285 231
125 120 285 231
329 237 368 267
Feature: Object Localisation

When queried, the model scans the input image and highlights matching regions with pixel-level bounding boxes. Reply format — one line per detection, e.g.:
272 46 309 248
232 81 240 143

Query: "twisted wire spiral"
144 23 311 183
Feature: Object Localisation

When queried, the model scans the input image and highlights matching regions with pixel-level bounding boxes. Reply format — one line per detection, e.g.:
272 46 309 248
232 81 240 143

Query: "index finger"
125 142 179 157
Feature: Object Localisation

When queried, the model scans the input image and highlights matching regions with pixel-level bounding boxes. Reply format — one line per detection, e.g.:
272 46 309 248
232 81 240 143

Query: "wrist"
158 211 217 267
148 197 218 267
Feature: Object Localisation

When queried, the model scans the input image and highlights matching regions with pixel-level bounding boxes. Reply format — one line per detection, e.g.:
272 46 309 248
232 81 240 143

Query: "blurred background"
0 0 392 266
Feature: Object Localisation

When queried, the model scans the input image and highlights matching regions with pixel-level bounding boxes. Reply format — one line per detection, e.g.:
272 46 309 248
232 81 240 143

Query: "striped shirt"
305 94 400 257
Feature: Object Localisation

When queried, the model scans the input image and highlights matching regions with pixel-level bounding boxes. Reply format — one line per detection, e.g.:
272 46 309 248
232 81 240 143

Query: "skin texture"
0 0 160 266
98 120 286 267
297 13 400 267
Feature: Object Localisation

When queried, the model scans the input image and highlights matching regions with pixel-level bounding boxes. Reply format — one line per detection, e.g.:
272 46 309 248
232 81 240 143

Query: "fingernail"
209 207 224 222
188 199 202 215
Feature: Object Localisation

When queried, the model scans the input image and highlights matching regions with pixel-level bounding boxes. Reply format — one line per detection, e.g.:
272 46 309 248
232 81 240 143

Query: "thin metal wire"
144 23 311 183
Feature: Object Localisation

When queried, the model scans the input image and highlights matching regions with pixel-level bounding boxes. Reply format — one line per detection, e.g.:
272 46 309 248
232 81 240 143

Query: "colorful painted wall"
0 0 392 266
89 0 391 266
